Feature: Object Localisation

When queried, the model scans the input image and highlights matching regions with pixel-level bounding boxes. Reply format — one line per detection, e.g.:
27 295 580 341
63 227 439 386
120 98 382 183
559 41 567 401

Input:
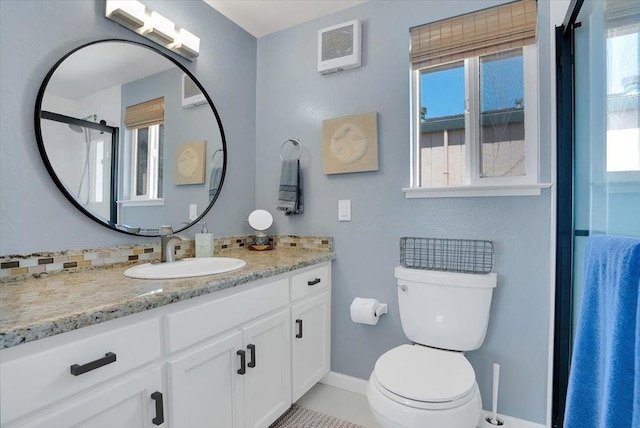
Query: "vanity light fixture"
145 11 175 44
105 0 146 29
104 0 199 61
170 28 201 60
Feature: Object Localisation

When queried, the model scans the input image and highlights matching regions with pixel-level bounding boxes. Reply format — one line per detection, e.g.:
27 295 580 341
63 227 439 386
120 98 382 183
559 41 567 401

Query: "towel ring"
279 138 302 161
211 149 223 165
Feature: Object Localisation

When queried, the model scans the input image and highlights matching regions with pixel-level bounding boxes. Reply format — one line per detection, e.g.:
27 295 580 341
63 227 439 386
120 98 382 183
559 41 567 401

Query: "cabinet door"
17 367 164 428
167 331 244 428
291 291 331 402
242 309 291 428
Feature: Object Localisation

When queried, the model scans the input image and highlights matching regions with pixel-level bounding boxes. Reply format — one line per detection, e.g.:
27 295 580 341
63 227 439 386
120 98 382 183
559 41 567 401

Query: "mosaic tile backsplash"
0 235 332 282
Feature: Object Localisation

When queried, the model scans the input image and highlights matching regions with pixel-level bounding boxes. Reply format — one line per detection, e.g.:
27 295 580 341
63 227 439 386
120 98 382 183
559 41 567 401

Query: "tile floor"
295 383 381 428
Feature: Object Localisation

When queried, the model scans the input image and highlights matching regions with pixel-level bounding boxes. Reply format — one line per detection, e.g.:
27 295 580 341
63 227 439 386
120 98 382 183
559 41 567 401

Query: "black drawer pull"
151 391 164 425
307 278 321 286
70 352 116 376
247 344 256 368
237 350 246 375
296 319 303 338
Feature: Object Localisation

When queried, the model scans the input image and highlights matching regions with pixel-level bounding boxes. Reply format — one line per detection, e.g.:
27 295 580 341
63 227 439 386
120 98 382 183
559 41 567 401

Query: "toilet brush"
484 363 504 426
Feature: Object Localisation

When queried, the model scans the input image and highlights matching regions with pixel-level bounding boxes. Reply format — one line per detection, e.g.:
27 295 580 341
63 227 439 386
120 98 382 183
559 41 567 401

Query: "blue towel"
208 165 222 201
564 235 640 428
277 159 303 216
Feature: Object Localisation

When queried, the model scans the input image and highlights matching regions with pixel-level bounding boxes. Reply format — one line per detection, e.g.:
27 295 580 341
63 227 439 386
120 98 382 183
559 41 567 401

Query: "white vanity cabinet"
0 261 331 428
167 309 292 428
0 318 164 428
16 367 165 428
167 331 244 427
290 266 331 402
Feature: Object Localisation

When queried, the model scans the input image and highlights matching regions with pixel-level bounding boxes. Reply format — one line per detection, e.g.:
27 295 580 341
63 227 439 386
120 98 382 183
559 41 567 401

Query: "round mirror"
35 40 226 236
248 209 273 231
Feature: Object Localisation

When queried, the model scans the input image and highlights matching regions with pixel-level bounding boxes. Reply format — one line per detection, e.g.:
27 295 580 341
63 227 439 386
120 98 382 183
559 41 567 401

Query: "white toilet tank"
395 266 497 351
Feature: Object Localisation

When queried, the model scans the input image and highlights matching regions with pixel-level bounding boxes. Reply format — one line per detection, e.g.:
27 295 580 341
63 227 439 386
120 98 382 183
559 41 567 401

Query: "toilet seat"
373 344 476 410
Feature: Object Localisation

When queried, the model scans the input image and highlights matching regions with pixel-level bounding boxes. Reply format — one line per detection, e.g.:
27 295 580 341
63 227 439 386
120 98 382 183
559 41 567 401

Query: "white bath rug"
269 404 368 428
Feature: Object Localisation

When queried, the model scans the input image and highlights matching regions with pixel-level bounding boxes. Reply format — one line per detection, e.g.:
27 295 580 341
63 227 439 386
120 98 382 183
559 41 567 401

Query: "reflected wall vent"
182 74 206 108
318 20 361 75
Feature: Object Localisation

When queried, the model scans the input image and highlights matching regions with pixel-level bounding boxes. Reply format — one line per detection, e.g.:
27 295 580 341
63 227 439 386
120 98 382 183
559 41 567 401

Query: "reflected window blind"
124 97 164 129
410 0 537 70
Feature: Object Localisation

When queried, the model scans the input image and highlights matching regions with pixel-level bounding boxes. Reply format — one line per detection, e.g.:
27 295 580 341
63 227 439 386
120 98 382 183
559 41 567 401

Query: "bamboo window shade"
410 0 537 70
124 97 165 129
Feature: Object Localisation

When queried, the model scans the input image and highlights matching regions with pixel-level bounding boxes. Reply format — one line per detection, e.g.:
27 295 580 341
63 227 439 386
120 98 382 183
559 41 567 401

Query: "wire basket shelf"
400 237 494 274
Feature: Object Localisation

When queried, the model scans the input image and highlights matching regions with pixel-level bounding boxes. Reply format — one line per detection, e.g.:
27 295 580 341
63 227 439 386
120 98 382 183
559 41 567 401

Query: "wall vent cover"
318 20 361 75
182 74 206 108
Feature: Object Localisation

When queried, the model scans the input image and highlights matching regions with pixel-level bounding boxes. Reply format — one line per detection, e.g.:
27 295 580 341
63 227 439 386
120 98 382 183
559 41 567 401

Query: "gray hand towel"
209 165 222 201
277 159 304 216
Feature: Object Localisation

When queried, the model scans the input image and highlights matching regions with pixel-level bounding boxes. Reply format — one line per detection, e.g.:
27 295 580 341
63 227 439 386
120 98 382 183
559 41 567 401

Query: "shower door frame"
39 111 120 226
553 0 584 427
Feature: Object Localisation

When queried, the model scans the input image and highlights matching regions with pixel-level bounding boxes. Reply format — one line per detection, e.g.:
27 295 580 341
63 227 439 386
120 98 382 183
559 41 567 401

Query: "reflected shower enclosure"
40 112 117 224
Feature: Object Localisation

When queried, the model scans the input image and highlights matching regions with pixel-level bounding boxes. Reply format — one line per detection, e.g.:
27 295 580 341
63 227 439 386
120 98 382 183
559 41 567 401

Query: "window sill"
117 199 165 207
403 183 552 198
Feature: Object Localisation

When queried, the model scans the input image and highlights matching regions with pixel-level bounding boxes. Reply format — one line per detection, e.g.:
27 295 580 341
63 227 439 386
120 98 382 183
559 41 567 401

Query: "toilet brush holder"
481 415 505 427
480 363 505 427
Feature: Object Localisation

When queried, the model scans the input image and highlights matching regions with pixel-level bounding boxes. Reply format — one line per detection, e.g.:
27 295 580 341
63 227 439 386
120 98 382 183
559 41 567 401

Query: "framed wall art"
322 112 379 174
174 140 206 185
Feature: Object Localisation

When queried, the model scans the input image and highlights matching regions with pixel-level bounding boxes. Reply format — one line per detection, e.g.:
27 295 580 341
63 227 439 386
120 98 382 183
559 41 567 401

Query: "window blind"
124 97 165 129
410 0 537 70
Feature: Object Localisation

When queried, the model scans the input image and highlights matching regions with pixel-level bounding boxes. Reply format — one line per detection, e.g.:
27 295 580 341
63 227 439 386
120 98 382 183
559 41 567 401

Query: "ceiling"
203 0 369 38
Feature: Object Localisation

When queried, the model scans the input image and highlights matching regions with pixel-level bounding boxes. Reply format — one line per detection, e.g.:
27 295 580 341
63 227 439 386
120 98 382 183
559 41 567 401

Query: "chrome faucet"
160 226 185 263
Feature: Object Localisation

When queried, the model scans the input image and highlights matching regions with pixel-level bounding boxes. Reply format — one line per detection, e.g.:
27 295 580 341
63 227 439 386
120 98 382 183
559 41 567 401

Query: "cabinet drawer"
290 264 330 302
165 278 289 353
0 318 160 424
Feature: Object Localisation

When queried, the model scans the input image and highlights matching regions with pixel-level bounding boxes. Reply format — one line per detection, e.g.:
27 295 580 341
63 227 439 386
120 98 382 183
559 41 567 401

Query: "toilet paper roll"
350 297 382 325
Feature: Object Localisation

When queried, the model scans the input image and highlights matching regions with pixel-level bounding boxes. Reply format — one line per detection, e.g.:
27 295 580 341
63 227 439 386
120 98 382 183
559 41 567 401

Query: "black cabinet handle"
151 391 164 425
296 319 303 338
247 344 256 368
307 278 321 286
70 352 116 376
237 350 246 375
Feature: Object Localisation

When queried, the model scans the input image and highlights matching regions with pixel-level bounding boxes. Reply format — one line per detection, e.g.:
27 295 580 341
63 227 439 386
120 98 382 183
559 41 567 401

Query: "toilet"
367 266 497 428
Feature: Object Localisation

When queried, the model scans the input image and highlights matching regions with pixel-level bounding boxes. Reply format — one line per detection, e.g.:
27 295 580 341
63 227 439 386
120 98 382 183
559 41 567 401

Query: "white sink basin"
124 257 246 279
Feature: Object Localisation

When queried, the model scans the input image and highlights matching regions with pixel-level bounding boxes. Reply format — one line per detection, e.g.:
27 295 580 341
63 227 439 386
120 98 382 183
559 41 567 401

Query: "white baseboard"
320 371 369 395
320 371 546 428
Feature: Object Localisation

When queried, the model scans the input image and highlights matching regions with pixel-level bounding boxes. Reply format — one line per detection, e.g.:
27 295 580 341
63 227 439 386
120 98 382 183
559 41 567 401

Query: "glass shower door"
572 0 640 333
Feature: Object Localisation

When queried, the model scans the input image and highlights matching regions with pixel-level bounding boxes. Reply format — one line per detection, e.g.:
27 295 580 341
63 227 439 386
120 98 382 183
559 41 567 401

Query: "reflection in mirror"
36 40 226 236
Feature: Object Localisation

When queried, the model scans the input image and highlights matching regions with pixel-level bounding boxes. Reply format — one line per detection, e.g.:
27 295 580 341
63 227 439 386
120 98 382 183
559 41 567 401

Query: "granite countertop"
0 248 335 349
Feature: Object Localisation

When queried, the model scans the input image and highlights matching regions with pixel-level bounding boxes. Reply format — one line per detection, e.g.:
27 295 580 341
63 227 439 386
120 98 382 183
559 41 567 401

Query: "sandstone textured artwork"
174 140 206 185
323 112 378 174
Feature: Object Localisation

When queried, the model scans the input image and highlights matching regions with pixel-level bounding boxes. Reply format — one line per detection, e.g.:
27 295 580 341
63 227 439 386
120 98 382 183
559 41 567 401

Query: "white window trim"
116 198 165 207
408 45 542 198
403 183 551 198
129 124 161 201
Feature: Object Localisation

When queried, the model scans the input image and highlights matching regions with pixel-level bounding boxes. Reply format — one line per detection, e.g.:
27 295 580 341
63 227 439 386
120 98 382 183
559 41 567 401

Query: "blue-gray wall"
0 0 256 254
0 0 557 424
256 1 555 423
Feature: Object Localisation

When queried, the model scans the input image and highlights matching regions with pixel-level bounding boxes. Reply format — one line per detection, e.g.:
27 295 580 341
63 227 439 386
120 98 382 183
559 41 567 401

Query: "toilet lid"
374 344 476 403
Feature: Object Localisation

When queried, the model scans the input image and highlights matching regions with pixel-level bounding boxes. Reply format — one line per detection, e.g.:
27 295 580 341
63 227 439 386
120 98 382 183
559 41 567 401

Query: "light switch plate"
189 204 198 221
338 200 351 221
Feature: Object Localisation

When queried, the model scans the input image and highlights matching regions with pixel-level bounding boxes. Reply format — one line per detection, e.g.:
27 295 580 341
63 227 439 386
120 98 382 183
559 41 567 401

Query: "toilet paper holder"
350 297 389 325
374 303 389 317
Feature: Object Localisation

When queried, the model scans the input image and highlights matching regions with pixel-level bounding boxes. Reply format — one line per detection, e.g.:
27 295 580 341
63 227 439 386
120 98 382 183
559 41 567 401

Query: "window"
131 124 164 200
408 0 542 196
121 97 165 204
606 19 640 175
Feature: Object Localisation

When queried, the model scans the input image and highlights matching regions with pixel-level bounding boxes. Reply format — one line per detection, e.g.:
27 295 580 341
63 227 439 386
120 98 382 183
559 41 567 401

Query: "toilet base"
367 376 482 428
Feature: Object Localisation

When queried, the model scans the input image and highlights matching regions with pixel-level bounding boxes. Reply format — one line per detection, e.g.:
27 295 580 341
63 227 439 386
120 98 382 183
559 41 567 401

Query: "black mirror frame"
34 39 227 237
